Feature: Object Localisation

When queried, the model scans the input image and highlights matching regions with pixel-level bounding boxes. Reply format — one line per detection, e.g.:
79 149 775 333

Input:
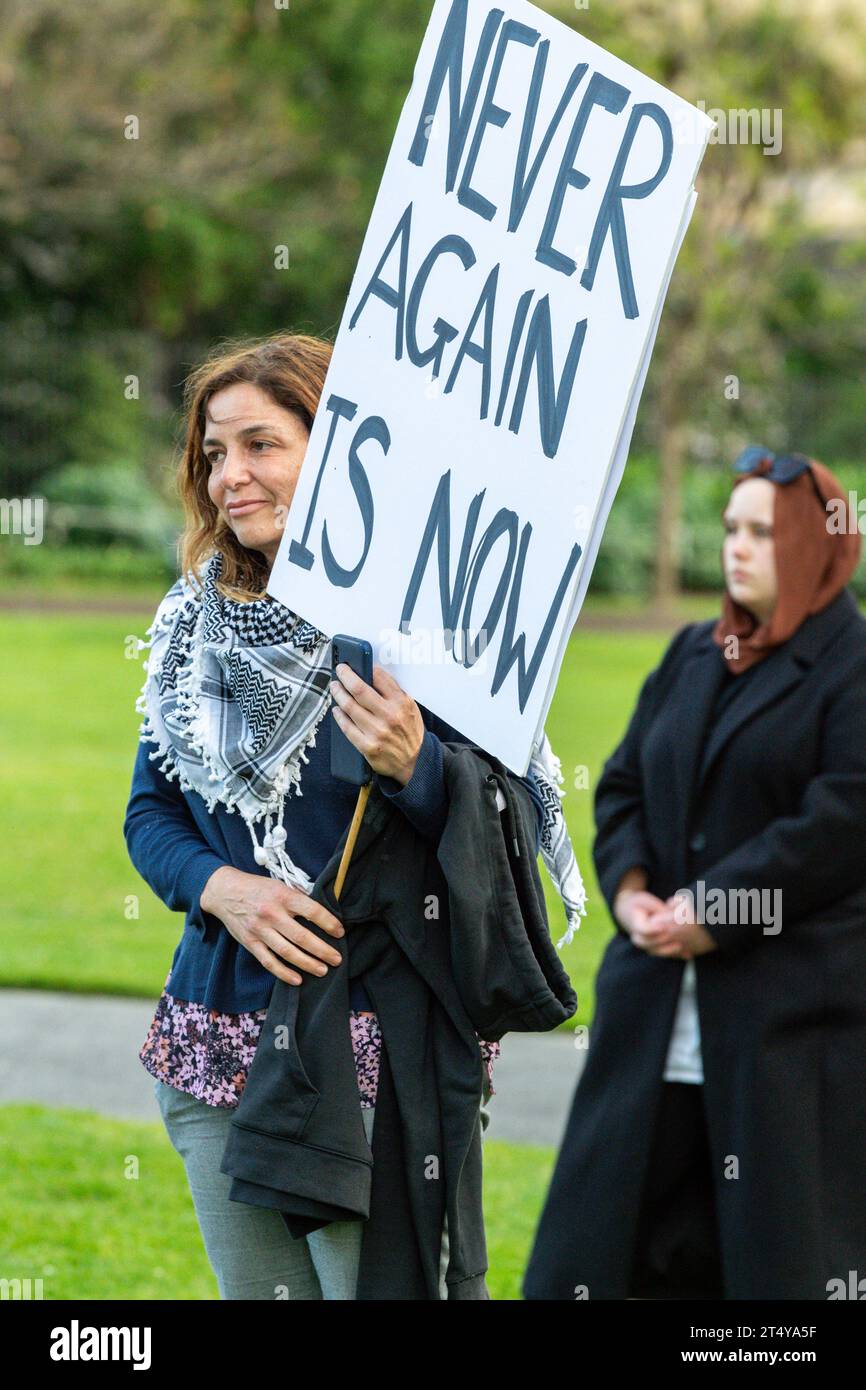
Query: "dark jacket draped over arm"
218 740 577 1300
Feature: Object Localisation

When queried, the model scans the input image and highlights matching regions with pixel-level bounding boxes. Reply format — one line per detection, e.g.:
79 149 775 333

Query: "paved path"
0 988 585 1148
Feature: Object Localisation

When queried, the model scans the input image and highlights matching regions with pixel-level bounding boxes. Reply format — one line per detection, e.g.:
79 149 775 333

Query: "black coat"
219 741 577 1300
524 588 866 1300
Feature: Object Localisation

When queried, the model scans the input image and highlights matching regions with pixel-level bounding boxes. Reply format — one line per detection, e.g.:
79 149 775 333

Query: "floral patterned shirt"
140 973 500 1109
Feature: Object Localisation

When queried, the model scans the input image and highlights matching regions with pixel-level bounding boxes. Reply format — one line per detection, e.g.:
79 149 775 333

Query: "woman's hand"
628 893 719 960
614 887 668 936
614 873 718 959
330 662 425 786
200 865 345 986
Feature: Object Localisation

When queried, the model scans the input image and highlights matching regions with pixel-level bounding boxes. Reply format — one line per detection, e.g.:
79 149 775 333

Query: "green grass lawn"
0 1103 554 1300
0 608 670 1022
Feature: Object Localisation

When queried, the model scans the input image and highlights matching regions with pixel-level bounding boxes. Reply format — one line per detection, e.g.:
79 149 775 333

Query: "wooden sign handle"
333 781 371 901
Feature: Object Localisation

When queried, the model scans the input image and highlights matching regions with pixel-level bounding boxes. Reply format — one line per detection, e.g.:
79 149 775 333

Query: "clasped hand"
614 889 718 960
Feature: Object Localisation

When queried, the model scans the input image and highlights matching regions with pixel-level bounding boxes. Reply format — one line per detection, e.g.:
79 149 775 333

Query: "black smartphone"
330 634 373 786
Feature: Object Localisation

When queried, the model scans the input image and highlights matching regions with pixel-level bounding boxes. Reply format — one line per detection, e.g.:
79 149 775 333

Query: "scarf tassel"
246 802 315 894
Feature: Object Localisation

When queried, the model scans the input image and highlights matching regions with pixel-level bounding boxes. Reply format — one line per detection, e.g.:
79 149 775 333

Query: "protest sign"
268 0 714 774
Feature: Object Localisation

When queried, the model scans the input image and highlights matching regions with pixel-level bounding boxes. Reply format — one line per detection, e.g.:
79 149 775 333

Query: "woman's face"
203 382 310 569
722 476 778 624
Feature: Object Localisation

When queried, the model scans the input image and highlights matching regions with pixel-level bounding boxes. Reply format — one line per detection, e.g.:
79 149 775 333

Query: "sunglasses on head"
733 446 812 484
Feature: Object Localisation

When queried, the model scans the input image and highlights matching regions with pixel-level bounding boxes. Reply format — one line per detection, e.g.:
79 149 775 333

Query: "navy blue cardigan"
124 705 546 1014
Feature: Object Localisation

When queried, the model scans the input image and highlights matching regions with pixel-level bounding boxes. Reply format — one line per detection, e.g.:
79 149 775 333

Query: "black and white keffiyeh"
135 550 587 945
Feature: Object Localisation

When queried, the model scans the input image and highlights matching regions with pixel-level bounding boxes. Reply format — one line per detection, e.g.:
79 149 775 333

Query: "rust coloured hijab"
712 453 862 674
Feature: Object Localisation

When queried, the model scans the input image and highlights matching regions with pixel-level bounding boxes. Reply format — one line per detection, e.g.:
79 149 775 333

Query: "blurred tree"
0 0 863 603
0 0 305 494
548 0 866 608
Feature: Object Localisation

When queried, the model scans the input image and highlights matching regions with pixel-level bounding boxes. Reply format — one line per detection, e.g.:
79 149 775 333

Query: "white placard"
268 0 713 774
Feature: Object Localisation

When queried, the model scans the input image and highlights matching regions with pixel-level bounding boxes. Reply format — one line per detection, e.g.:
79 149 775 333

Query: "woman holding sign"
124 331 584 1299
523 448 866 1300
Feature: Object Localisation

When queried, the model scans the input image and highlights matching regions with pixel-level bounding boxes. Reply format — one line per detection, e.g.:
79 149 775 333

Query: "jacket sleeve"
683 669 866 952
376 712 545 852
123 740 231 936
593 624 695 923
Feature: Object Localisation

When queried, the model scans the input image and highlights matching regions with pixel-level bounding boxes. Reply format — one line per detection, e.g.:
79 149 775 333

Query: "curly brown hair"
175 331 333 602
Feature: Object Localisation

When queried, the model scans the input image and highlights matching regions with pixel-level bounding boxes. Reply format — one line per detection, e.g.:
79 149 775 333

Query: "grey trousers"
154 1075 491 1299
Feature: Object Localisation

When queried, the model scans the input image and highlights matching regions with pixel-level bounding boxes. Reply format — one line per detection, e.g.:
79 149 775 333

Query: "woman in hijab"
124 331 585 1300
523 448 866 1301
